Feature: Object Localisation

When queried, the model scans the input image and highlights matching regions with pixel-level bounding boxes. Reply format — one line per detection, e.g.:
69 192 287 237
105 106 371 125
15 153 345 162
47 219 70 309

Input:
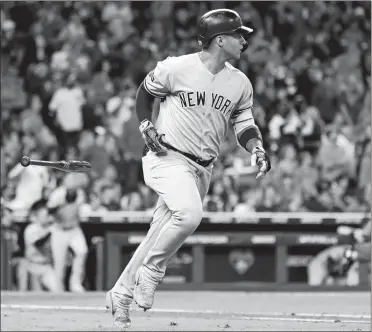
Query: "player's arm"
24 225 51 248
47 187 65 210
136 58 173 153
136 82 156 124
34 232 52 248
48 89 61 114
231 76 271 179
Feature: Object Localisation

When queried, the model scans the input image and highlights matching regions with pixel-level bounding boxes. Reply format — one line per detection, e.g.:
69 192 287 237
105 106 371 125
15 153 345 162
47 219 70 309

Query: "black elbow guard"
237 126 263 149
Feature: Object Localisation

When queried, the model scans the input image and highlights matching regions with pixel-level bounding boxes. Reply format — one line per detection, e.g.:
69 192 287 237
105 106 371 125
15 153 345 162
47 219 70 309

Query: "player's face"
221 32 247 60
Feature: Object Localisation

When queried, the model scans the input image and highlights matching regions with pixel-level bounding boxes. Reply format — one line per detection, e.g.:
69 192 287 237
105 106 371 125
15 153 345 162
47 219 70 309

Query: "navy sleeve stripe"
234 119 253 124
143 80 167 98
235 107 251 113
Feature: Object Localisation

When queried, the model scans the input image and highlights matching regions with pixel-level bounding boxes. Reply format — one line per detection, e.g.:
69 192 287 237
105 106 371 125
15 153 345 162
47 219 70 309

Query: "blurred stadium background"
0 0 371 297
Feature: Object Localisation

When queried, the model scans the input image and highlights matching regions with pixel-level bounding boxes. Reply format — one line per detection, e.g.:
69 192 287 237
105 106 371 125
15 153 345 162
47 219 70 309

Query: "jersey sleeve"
230 76 255 135
24 224 44 246
49 90 61 112
143 57 174 98
47 187 66 209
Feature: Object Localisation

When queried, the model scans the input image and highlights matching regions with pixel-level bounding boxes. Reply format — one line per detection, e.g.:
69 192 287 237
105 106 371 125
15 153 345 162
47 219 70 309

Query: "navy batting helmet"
197 9 253 52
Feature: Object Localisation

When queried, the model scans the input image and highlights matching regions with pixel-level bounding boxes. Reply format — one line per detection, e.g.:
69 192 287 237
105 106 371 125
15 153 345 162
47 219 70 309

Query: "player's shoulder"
47 186 66 206
51 87 64 98
24 222 40 236
159 53 199 70
225 62 253 88
50 186 66 197
162 53 198 64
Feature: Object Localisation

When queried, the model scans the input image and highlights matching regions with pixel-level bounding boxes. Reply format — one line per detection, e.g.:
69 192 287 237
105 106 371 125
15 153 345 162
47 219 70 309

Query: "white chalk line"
1 304 370 325
1 291 369 297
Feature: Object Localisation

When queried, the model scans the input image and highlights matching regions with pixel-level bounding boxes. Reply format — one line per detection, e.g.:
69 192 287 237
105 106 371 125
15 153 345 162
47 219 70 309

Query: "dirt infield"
1 291 370 331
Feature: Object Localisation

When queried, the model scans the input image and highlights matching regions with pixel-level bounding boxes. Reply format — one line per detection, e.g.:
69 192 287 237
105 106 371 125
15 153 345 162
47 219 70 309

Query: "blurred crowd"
1 1 371 219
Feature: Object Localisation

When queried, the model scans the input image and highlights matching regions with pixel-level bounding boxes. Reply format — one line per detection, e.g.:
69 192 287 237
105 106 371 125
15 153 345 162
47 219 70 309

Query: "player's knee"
45 273 63 292
72 243 88 258
74 248 88 259
174 206 203 230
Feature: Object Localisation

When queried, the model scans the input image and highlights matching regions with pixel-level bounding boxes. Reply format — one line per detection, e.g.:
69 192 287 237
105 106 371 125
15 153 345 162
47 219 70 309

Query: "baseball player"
23 199 59 292
47 173 88 292
335 219 371 278
106 9 271 328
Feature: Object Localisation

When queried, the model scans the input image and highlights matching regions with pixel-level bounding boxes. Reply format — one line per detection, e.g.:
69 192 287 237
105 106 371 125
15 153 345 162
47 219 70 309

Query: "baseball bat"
20 156 91 173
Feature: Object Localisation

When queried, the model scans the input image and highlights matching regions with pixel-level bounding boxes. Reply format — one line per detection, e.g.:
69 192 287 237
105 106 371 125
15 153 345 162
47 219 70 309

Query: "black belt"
143 143 214 168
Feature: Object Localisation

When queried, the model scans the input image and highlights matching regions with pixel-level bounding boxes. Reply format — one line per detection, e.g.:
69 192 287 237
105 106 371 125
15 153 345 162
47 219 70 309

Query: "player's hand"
251 146 271 179
139 120 166 153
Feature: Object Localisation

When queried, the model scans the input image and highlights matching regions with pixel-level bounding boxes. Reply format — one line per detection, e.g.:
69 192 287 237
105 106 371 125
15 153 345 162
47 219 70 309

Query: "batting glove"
139 119 166 153
251 146 271 179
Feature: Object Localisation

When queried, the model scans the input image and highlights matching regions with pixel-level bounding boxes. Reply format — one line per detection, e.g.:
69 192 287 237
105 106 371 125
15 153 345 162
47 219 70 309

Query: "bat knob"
21 156 30 167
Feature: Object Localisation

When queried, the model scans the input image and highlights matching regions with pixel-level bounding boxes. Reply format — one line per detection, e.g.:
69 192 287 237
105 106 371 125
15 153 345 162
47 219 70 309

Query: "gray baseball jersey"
143 52 256 160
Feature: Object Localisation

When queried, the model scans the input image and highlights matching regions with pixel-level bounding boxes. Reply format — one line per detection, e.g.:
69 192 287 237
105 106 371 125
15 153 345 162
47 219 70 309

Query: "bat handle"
21 156 52 167
21 156 31 167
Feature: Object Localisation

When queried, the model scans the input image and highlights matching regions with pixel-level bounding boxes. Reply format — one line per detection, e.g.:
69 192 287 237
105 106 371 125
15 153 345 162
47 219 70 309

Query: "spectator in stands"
79 128 112 178
294 151 320 198
58 12 87 47
23 199 59 292
204 180 226 213
317 127 356 182
276 143 299 177
298 104 323 154
50 42 72 73
2 131 21 188
89 59 114 108
92 163 122 200
277 174 301 212
303 179 348 213
48 73 85 155
100 184 121 211
6 149 49 214
80 192 108 219
20 106 58 153
121 191 143 211
0 1 370 215
102 1 135 45
225 191 240 213
255 184 281 212
105 83 135 138
216 176 237 209
234 189 258 222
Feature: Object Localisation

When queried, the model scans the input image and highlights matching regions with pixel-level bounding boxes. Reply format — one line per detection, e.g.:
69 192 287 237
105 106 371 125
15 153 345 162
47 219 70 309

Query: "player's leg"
107 198 171 329
68 227 88 292
134 151 211 309
26 262 46 291
40 265 60 292
112 198 171 297
50 227 70 291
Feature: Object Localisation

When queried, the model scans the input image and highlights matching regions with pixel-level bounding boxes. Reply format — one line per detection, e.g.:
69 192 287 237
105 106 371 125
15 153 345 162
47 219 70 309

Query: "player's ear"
217 36 223 47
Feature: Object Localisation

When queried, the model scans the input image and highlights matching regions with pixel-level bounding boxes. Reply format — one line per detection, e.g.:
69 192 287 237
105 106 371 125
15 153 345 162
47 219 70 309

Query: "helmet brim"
235 25 254 34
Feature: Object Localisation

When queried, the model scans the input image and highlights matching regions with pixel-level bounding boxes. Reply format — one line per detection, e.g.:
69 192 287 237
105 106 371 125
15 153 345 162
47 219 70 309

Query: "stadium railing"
2 211 370 291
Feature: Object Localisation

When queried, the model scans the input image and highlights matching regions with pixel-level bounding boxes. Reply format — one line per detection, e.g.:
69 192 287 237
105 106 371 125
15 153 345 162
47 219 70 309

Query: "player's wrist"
139 119 153 134
252 146 265 154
